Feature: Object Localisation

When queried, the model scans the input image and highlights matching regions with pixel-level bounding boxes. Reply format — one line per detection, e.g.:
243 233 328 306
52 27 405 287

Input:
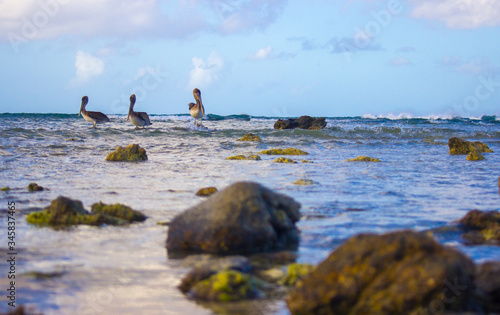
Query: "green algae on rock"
273 157 297 164
467 149 485 161
236 133 262 141
187 270 260 302
1 186 10 192
345 156 381 162
459 210 500 245
448 137 493 155
293 179 316 185
91 201 147 222
105 144 147 162
260 148 309 155
286 230 479 315
195 187 218 197
226 155 262 160
26 196 121 227
300 159 313 163
279 263 315 286
27 182 44 192
27 196 146 227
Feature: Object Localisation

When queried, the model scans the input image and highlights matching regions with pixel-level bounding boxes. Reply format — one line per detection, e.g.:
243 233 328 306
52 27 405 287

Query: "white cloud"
0 0 287 44
189 51 226 88
71 51 104 85
411 0 500 29
248 46 272 60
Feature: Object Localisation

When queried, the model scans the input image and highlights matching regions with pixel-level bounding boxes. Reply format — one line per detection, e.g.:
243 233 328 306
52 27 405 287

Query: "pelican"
78 96 110 128
189 88 205 126
127 94 152 128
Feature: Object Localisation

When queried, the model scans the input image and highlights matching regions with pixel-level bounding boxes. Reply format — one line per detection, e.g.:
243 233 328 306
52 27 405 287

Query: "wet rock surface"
459 210 500 245
105 144 148 162
166 181 301 255
286 230 479 315
274 116 326 130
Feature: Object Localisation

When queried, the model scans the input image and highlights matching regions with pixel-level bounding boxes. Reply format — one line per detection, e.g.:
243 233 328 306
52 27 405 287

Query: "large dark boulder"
476 261 500 313
287 230 480 314
274 116 326 130
166 181 301 255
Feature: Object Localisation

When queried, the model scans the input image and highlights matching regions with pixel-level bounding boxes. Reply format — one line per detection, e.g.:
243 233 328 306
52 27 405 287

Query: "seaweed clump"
345 156 381 162
27 196 147 227
105 144 147 162
236 133 262 141
260 148 309 155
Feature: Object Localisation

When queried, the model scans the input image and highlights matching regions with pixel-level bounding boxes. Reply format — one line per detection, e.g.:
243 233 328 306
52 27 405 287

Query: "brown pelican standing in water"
127 94 152 128
188 88 205 126
78 96 110 128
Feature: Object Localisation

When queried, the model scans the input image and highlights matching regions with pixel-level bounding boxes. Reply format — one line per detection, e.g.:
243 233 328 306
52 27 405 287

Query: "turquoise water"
0 113 499 314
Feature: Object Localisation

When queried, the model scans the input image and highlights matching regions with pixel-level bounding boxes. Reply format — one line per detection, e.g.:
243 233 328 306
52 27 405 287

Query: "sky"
1 0 499 118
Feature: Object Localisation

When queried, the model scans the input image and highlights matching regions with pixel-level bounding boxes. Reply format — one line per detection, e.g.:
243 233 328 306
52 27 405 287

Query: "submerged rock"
105 144 147 162
27 182 44 192
226 155 262 160
1 186 10 192
273 157 297 164
27 196 146 227
476 261 500 313
286 230 479 314
279 263 315 286
195 187 218 197
236 133 262 141
448 137 493 155
345 156 381 162
467 149 485 161
274 116 326 130
260 148 309 155
293 179 316 185
91 202 147 222
459 210 500 245
187 270 261 302
166 181 301 255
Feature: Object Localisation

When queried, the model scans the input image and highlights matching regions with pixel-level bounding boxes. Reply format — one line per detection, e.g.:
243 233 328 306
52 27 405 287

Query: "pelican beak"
126 114 130 121
78 110 81 117
201 101 205 117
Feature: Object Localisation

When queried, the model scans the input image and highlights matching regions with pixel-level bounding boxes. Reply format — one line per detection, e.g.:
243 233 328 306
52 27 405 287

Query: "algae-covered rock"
167 181 301 255
449 137 493 155
27 196 145 227
105 144 147 162
345 156 381 162
273 157 297 164
196 187 218 197
300 159 313 163
226 155 262 161
27 182 44 192
26 196 120 226
476 261 500 313
274 116 326 130
91 202 147 222
459 210 500 245
260 148 309 155
237 133 262 141
1 186 10 192
286 230 479 315
188 270 260 302
467 149 485 161
293 179 316 185
279 263 315 286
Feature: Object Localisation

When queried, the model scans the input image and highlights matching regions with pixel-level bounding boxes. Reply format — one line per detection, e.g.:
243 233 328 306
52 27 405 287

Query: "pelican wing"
87 111 110 122
137 112 151 125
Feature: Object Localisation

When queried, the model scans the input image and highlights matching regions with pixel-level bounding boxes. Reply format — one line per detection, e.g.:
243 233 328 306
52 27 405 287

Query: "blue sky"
1 0 499 117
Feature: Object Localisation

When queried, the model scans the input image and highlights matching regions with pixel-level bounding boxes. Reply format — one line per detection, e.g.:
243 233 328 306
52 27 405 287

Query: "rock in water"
237 133 262 141
448 137 493 155
166 181 301 255
345 156 381 162
274 116 326 130
195 187 218 197
27 182 44 192
458 210 500 245
105 144 147 162
286 230 479 314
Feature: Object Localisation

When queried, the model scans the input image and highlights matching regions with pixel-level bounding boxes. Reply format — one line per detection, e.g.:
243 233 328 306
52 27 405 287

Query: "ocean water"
0 113 499 314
